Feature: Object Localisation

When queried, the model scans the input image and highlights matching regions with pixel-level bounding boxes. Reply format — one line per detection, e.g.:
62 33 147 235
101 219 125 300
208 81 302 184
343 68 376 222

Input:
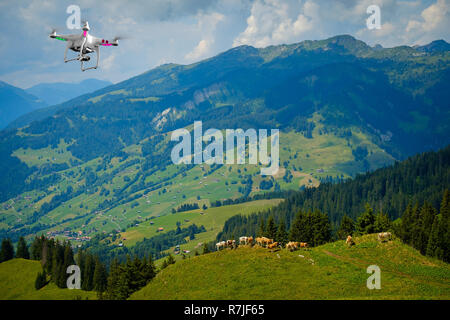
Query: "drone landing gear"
81 47 99 72
64 42 79 63
62 42 100 71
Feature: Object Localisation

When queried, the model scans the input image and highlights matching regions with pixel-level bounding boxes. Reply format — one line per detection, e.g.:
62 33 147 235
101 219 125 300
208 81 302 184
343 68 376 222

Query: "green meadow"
0 259 96 300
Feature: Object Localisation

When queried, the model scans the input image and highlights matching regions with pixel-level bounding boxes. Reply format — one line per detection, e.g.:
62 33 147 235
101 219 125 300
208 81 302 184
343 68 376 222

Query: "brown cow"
261 237 273 247
299 242 308 248
226 240 236 249
268 242 278 249
255 237 264 246
346 235 355 247
248 236 254 246
286 241 299 251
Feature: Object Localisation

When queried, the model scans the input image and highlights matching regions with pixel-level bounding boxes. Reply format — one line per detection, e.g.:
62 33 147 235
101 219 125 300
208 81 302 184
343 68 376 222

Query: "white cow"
216 241 226 251
239 236 248 245
378 232 392 242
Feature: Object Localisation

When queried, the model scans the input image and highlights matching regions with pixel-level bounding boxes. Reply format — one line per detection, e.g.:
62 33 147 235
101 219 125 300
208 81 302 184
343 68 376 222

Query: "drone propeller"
46 26 60 34
113 35 130 41
47 26 62 39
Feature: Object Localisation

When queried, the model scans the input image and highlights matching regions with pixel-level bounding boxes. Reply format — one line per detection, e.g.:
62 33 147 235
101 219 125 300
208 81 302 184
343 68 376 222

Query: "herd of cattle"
216 232 393 251
215 236 309 251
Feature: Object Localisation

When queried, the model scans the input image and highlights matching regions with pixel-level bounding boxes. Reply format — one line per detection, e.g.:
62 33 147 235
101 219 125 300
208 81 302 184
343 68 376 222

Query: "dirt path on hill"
321 250 450 289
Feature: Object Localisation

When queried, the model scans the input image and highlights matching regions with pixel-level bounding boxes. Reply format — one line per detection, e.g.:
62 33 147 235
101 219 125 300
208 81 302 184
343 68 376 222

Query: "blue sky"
0 0 448 88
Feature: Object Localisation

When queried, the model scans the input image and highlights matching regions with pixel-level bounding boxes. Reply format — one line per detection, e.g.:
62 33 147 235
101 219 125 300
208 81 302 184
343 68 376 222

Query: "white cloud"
185 39 210 60
406 0 448 32
102 53 116 71
404 0 450 45
233 0 319 47
184 11 225 61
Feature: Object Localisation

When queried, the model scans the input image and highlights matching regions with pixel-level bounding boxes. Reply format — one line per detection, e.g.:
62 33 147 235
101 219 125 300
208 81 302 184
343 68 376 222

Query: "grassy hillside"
0 259 96 300
131 234 450 300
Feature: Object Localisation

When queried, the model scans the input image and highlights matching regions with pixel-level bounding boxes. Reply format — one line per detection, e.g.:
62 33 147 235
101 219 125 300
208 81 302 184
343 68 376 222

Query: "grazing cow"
378 232 392 242
255 237 264 246
225 240 236 249
239 236 248 245
299 242 308 248
216 241 226 251
248 236 254 246
261 237 273 247
285 242 292 251
286 241 299 251
268 242 278 249
346 235 355 247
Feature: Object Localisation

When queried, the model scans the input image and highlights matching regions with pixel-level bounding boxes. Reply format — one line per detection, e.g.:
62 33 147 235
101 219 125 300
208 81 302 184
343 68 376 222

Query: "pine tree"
0 238 14 262
438 189 449 262
50 241 65 288
142 255 156 283
128 256 146 292
35 270 47 290
30 236 43 260
106 259 123 300
202 243 210 254
374 212 392 233
400 203 414 244
276 219 288 246
258 218 266 237
289 210 306 242
355 204 376 235
313 210 331 246
441 189 449 219
16 236 30 259
82 253 95 291
58 243 75 288
426 215 440 257
93 258 108 295
166 254 175 265
77 249 86 284
265 216 277 239
414 202 436 254
337 215 355 239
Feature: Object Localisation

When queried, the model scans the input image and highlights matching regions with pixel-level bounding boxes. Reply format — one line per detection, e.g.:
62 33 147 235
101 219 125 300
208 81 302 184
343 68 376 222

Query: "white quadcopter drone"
50 21 120 71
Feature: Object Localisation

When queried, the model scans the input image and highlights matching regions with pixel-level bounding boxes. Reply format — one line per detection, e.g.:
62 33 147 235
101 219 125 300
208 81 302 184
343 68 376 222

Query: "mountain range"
0 81 45 129
25 78 112 107
5 79 112 129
